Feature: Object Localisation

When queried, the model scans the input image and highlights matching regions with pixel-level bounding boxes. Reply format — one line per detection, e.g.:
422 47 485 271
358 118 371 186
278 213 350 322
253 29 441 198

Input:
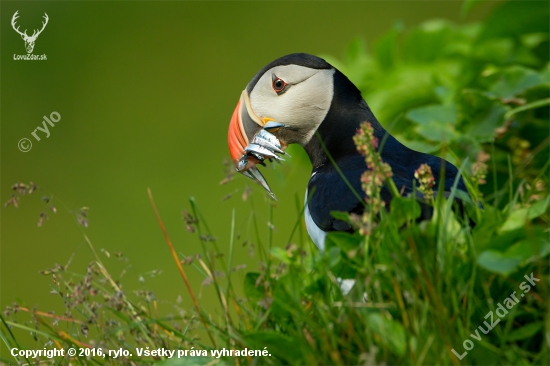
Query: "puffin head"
228 53 375 197
228 53 385 197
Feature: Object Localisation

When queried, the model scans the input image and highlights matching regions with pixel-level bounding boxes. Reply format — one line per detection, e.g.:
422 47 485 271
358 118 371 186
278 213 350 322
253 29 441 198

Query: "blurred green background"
1 1 498 323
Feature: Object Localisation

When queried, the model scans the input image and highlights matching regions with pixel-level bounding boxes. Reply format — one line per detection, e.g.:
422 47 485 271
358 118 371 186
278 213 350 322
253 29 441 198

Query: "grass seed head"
414 163 435 200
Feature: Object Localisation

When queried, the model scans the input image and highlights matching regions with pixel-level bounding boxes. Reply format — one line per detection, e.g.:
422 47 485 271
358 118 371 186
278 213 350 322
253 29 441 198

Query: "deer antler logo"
11 10 49 54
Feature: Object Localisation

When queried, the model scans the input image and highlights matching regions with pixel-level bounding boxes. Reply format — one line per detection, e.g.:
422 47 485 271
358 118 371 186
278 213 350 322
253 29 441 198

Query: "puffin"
227 53 468 252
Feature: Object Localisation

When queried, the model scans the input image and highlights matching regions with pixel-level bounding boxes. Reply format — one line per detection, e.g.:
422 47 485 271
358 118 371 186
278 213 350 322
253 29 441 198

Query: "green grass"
2 1 549 364
1 155 547 365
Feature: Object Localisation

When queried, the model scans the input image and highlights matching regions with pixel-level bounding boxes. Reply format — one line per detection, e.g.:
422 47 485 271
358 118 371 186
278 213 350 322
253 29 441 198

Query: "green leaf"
499 196 550 233
477 250 521 275
490 66 549 99
270 278 295 319
505 237 550 265
390 196 421 226
325 231 363 253
521 33 549 49
401 20 454 63
374 27 400 70
476 226 548 275
397 137 440 154
506 322 543 342
325 233 361 278
326 246 341 268
242 332 303 363
479 0 550 41
416 122 460 142
270 247 291 264
474 38 514 64
367 313 407 356
244 272 264 303
467 104 508 141
407 104 457 125
472 204 501 236
480 227 524 253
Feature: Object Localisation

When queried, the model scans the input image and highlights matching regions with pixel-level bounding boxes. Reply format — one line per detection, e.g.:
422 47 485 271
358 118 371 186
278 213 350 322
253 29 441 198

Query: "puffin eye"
271 74 289 95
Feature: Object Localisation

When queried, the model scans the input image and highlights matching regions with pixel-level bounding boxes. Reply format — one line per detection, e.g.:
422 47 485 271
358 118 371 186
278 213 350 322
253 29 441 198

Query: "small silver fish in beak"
227 91 289 200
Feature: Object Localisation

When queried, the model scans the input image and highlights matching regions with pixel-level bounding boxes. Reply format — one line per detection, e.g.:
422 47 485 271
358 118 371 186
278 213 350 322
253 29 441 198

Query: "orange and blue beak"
227 90 286 199
228 91 261 168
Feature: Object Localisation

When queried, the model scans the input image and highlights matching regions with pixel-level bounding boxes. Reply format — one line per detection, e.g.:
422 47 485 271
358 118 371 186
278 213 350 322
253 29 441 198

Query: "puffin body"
228 53 467 251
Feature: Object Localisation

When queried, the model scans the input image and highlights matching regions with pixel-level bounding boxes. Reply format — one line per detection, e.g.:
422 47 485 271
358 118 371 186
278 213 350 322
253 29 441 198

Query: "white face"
248 65 335 146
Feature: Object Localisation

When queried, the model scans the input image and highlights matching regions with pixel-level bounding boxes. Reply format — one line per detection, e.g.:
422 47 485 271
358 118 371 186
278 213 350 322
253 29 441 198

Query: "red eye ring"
271 75 287 94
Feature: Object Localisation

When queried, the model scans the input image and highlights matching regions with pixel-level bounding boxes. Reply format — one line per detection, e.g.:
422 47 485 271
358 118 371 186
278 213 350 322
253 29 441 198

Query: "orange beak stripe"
226 91 279 199
228 98 248 165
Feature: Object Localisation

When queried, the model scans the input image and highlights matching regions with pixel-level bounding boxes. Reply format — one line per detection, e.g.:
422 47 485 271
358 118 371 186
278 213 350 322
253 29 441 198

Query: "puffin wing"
307 155 413 232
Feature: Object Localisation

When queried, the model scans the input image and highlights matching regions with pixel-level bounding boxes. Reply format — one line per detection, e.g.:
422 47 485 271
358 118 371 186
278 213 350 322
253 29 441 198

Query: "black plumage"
299 54 468 232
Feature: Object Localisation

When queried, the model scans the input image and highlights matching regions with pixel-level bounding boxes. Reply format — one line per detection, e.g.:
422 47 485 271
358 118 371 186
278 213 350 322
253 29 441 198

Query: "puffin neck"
303 70 387 170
